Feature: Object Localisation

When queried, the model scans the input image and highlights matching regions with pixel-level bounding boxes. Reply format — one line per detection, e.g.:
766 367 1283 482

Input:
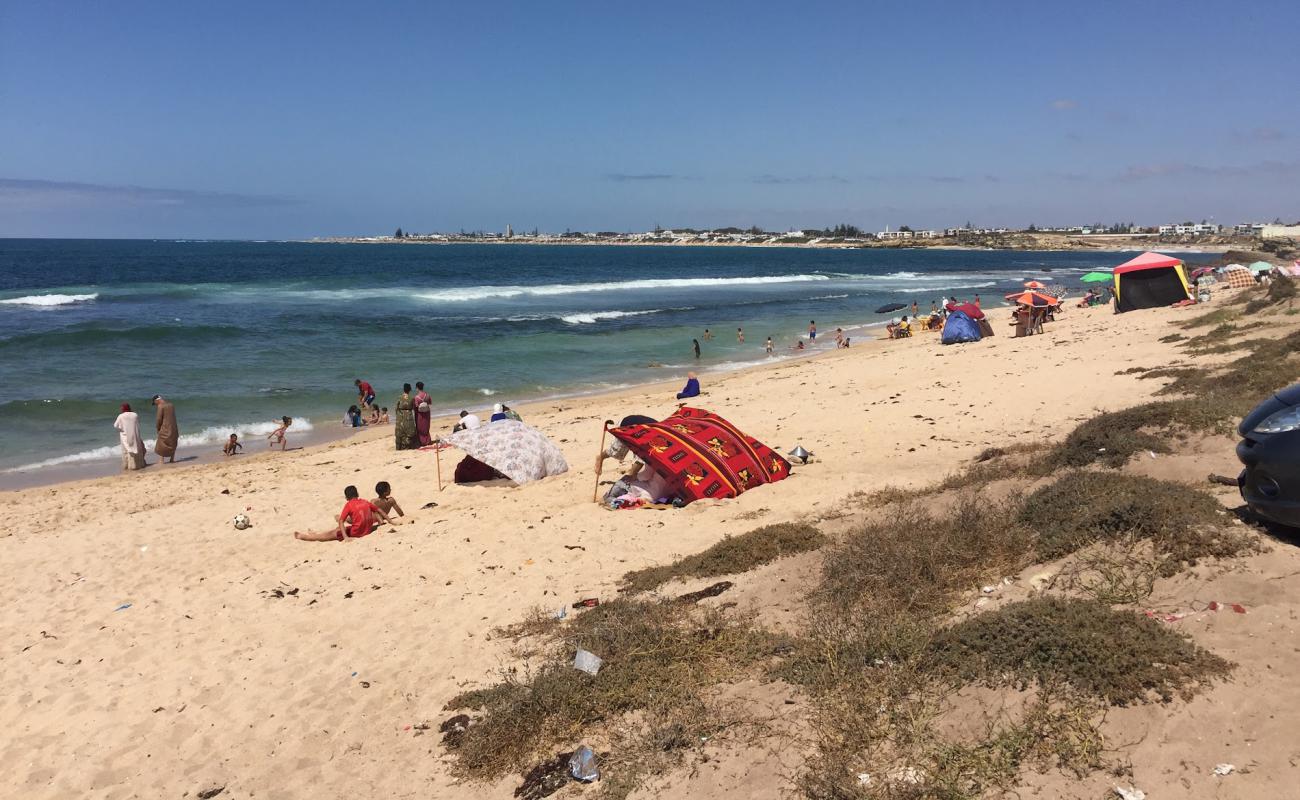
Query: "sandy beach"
5 288 1298 799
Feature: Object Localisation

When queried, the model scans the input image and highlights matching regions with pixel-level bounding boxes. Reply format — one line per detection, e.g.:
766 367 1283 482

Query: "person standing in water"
692 338 701 359
355 378 376 411
151 395 179 463
808 320 817 341
737 327 744 343
765 336 774 355
702 328 713 340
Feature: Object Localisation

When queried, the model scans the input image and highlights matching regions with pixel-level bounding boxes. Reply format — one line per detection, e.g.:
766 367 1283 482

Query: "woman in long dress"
413 381 433 447
151 394 179 462
114 403 147 470
394 384 418 450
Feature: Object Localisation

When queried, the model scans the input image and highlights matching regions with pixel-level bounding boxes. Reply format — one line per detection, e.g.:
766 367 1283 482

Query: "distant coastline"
310 232 1242 254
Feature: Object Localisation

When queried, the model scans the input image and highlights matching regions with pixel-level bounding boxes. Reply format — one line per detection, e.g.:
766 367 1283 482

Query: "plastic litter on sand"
568 745 600 782
1114 787 1146 800
1214 764 1235 776
574 649 603 676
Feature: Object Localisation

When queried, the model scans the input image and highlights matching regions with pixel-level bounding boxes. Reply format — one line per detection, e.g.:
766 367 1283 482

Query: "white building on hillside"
1159 223 1220 236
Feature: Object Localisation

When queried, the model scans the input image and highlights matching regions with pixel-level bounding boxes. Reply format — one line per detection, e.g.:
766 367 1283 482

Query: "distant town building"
505 224 513 239
1158 223 1220 236
878 226 939 239
1234 222 1266 236
1262 224 1300 240
944 226 1009 236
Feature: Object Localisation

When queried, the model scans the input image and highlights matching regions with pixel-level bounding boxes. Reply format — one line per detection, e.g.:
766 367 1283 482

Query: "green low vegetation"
444 598 776 799
1020 471 1248 568
927 597 1231 705
620 522 826 593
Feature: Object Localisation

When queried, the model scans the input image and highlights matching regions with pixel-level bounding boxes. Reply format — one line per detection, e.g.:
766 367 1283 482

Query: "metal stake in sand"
593 420 612 503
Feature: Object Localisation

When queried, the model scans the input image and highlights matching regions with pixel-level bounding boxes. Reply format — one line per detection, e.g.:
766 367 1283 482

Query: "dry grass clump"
1048 403 1179 467
444 598 774 797
920 696 1106 796
1019 471 1249 570
1269 273 1297 302
620 522 826 593
1245 274 1297 313
1179 306 1240 329
820 493 1032 619
1050 327 1300 467
1056 541 1164 604
782 494 1131 799
1157 333 1185 343
855 444 1051 508
926 597 1232 705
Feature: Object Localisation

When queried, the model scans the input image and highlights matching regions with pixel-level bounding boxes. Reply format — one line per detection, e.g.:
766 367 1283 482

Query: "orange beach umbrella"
1023 280 1048 289
1005 290 1058 307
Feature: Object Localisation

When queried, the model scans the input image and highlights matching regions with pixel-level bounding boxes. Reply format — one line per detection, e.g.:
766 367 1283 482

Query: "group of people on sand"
112 395 180 471
294 480 410 541
112 391 309 472
886 295 986 338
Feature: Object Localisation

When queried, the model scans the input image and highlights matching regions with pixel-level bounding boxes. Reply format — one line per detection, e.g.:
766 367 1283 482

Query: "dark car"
1238 382 1300 527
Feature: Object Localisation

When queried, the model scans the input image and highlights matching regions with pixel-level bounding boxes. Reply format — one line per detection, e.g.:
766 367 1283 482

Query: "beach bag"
417 401 430 413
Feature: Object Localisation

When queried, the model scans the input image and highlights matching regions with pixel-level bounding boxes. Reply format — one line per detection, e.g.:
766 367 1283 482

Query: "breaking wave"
412 274 831 302
1 293 99 307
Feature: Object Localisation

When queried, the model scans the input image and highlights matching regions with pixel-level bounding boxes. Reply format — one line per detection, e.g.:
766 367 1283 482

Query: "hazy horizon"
2 0 1298 239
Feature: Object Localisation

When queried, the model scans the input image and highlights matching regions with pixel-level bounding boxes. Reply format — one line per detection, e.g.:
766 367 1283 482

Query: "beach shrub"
619 522 825 593
1269 273 1297 302
1019 471 1247 569
444 598 774 798
820 493 1031 619
1179 306 1240 328
1048 403 1177 467
926 597 1231 705
856 443 1052 507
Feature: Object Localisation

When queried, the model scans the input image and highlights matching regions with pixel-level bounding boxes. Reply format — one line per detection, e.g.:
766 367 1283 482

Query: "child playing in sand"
372 480 409 523
367 406 381 425
223 433 243 456
379 407 390 424
294 485 394 541
268 416 291 449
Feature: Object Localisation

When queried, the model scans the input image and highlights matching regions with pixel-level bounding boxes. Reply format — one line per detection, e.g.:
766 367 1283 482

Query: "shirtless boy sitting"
372 481 410 524
294 485 394 541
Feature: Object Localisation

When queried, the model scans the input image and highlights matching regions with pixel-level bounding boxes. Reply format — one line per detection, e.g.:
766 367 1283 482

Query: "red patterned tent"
609 407 791 504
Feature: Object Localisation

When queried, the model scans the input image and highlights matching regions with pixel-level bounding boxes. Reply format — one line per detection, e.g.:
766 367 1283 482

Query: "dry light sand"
4 291 1298 799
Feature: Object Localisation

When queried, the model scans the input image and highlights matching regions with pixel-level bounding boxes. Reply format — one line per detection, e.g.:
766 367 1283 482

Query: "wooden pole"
435 441 444 492
592 420 612 503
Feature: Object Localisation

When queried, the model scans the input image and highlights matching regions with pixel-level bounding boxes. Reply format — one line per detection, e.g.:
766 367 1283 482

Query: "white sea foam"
559 310 660 324
0 293 99 307
413 274 830 302
4 418 316 473
478 388 496 396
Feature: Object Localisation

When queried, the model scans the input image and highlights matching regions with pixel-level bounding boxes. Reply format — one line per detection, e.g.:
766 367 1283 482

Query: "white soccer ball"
232 513 251 530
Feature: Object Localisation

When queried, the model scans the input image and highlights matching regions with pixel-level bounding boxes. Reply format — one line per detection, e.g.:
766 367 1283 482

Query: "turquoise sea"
0 239 1173 482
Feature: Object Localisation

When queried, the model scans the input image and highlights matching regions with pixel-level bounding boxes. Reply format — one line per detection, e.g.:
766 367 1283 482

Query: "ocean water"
0 239 1138 481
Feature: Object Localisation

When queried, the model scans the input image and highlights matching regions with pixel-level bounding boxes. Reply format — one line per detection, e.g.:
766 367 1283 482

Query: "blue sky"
1 0 1297 238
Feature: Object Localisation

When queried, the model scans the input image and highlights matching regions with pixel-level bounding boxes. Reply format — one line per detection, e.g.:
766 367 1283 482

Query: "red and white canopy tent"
1112 251 1192 312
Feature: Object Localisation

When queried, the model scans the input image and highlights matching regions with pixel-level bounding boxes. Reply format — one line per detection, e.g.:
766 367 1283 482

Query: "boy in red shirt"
294 485 393 541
